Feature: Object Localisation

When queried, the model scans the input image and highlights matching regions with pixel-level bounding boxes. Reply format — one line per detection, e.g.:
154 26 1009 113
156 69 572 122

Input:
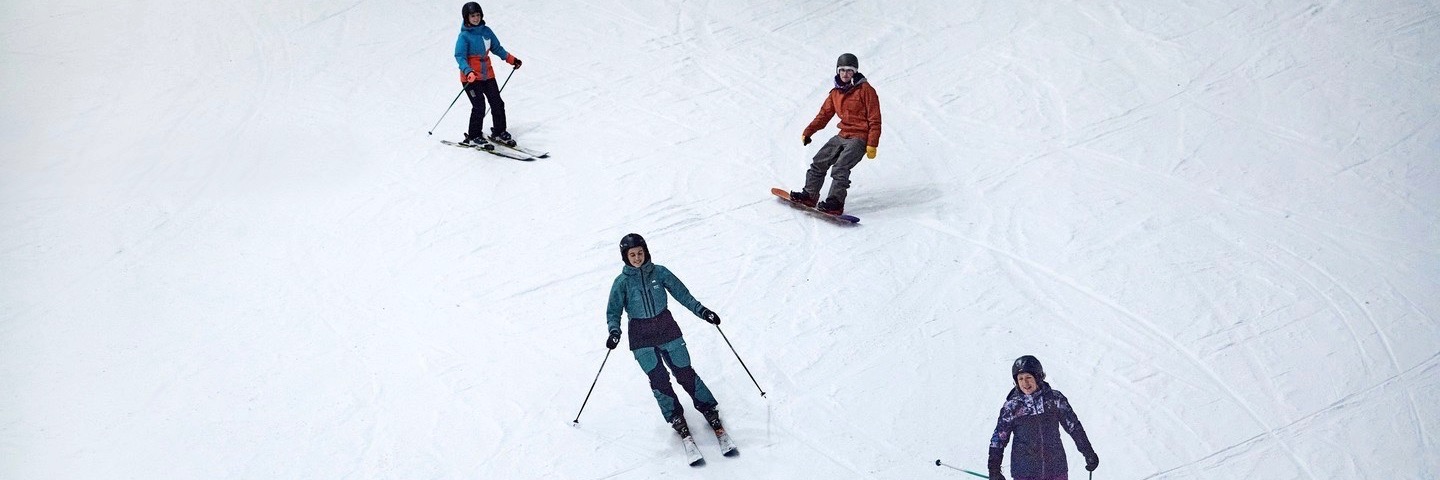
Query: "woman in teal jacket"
606 233 727 439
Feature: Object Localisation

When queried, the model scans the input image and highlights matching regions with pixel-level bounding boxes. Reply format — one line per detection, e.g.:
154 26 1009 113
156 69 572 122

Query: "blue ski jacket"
606 261 707 336
454 23 516 82
988 382 1096 479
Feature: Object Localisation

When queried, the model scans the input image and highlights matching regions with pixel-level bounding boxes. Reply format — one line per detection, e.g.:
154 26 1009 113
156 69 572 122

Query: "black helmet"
836 53 859 70
461 2 483 22
619 233 649 265
1011 355 1045 382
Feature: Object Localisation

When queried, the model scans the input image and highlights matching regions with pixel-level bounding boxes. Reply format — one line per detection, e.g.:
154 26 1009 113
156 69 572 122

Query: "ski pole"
427 86 466 136
572 349 612 424
498 67 516 93
934 459 987 478
715 325 766 398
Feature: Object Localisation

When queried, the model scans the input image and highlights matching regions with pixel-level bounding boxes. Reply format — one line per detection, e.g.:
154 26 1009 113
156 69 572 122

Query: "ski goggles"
837 66 857 74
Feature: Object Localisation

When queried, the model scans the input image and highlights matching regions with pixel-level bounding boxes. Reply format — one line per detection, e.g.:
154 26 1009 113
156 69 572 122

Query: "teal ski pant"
633 336 717 422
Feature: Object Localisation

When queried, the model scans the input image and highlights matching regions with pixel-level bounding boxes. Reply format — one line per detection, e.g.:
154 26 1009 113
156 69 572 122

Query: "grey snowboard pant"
802 135 867 204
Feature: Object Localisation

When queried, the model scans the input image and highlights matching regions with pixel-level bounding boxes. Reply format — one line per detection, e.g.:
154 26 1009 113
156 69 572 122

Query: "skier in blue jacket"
454 2 521 149
988 355 1099 480
606 233 728 441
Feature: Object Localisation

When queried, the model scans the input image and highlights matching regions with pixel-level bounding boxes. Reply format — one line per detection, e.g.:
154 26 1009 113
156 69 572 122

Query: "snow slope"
3 0 1438 478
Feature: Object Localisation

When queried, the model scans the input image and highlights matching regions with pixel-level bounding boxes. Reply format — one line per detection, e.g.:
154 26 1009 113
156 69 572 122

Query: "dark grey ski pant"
802 135 867 204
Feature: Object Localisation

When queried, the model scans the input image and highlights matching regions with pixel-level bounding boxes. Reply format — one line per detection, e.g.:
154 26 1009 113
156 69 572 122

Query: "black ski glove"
802 135 812 146
512 57 522 69
988 446 1005 480
605 331 622 350
1085 452 1099 471
700 308 721 325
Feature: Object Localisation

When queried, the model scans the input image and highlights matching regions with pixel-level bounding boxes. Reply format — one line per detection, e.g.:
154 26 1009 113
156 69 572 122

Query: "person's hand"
605 331 622 350
465 71 480 83
802 136 811 146
1085 452 1099 472
865 146 877 159
700 308 721 325
512 58 522 69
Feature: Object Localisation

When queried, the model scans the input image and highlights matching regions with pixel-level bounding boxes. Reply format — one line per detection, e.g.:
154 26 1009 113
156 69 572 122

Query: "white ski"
496 142 549 158
682 436 705 466
716 431 738 457
440 140 537 161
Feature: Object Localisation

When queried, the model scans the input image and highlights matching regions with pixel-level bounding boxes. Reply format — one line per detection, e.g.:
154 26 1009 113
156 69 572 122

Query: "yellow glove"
866 146 877 159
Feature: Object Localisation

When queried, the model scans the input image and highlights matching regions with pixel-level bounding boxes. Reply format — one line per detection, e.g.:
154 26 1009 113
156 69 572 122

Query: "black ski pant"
465 78 507 139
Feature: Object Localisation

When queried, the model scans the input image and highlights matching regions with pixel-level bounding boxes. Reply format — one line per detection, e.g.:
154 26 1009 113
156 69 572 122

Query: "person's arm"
988 401 1017 480
658 266 708 318
865 85 882 148
606 277 627 335
487 29 519 67
1055 392 1098 470
803 92 837 141
454 35 472 74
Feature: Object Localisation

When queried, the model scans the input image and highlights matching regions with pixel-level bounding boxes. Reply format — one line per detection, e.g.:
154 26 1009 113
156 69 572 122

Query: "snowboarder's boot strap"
789 191 818 208
816 198 844 215
670 415 692 438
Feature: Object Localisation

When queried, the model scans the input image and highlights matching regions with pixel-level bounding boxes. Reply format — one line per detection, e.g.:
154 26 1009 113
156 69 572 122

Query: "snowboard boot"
460 133 494 151
789 191 818 208
816 197 844 215
670 415 692 439
489 131 517 148
702 409 725 435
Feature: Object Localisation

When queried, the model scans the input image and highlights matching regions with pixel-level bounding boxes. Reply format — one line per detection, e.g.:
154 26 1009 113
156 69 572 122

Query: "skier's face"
837 67 856 82
1016 373 1039 395
467 11 483 26
626 246 647 267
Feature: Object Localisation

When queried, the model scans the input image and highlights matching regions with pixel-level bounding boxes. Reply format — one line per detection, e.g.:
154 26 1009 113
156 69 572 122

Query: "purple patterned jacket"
988 382 1096 479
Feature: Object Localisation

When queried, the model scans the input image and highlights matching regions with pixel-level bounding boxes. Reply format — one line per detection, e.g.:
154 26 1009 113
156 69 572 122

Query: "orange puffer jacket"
803 75 882 148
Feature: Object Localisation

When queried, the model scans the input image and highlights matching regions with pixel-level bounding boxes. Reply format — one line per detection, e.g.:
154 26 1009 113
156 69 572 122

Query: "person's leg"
478 78 507 136
633 346 683 422
464 82 488 140
822 137 868 205
657 337 717 413
803 135 847 197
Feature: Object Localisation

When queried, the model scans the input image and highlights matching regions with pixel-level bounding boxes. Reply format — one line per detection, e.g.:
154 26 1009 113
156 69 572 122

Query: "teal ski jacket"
606 262 707 335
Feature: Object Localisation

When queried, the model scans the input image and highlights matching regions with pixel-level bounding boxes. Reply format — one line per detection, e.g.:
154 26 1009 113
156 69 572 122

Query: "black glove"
512 57 522 69
700 308 720 325
1085 452 1099 472
988 446 1005 480
605 331 622 350
802 135 812 146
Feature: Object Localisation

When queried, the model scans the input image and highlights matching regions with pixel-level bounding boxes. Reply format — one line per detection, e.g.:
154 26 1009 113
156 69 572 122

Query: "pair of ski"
681 428 738 466
441 136 549 161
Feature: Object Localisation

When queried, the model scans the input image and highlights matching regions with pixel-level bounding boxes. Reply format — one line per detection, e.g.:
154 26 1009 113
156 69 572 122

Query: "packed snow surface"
3 0 1437 478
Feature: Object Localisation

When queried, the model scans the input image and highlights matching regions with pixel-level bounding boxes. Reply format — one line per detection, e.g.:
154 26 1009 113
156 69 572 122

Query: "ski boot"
702 409 725 434
701 409 739 457
671 415 705 466
816 197 844 215
489 131 517 148
459 133 494 151
670 415 692 438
